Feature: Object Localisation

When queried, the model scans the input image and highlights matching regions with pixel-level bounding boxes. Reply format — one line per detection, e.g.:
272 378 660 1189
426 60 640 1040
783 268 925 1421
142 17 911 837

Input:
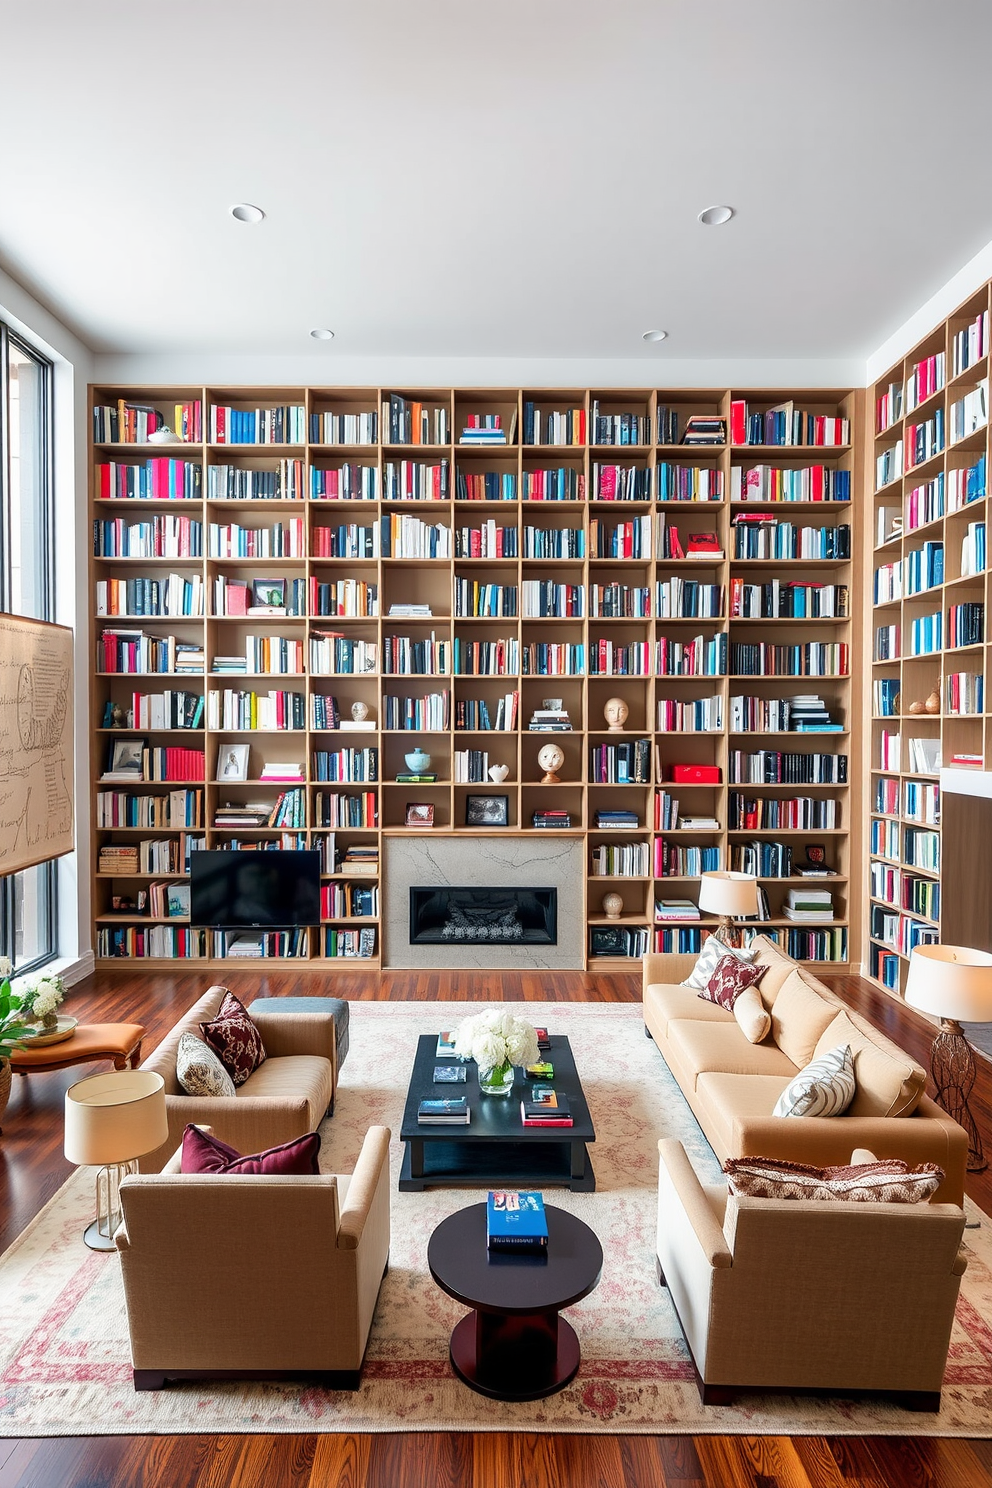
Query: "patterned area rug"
2 999 992 1436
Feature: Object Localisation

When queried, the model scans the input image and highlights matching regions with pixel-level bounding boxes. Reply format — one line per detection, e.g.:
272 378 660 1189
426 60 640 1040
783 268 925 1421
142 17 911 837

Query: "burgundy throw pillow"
180 1124 321 1175
699 955 767 1011
200 990 267 1086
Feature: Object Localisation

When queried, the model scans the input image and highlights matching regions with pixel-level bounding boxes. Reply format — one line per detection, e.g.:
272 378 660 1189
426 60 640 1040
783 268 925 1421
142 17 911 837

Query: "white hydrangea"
453 1009 539 1069
29 978 64 1018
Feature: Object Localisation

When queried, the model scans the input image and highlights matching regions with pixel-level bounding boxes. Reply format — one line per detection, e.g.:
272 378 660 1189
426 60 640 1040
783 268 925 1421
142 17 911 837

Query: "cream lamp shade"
905 945 992 1023
64 1070 168 1167
697 871 759 919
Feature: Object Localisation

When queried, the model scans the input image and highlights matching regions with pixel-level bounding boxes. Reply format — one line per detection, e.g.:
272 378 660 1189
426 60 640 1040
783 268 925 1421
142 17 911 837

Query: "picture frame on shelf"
590 926 629 956
405 803 435 828
219 743 250 781
465 794 509 827
109 738 145 775
250 578 286 611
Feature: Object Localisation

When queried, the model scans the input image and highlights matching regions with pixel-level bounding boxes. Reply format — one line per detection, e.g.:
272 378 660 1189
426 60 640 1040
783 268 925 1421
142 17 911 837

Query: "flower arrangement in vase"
453 1009 540 1096
25 974 65 1031
0 959 35 1127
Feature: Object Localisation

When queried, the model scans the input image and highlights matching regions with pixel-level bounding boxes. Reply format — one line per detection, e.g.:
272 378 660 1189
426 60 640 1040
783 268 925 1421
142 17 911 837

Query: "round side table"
427 1202 603 1401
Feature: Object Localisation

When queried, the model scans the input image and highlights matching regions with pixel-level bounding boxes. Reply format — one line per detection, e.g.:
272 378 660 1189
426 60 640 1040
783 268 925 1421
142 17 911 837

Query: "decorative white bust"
538 742 565 784
604 697 629 732
351 701 369 723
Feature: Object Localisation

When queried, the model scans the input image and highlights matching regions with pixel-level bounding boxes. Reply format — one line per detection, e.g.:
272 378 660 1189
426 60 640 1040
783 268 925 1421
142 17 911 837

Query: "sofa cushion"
723 1154 944 1204
813 1010 928 1119
770 969 840 1069
773 1043 856 1118
240 1054 333 1131
201 991 267 1087
700 956 768 1010
667 1020 797 1090
732 986 772 1044
175 1032 236 1098
180 1124 321 1175
749 937 801 1010
680 934 756 990
694 1072 795 1156
645 983 736 1037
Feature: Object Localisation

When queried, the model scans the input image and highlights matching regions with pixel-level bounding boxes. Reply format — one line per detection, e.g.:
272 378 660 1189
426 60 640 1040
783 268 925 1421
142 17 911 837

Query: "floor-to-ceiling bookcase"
89 384 861 969
868 285 990 993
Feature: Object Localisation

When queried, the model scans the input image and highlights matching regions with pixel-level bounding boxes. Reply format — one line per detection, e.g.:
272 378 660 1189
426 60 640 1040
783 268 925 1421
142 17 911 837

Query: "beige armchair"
657 1139 967 1411
138 987 338 1171
116 1125 391 1389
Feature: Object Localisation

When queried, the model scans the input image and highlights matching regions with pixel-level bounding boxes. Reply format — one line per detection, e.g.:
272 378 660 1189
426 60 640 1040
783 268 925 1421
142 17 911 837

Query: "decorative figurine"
604 696 629 733
404 747 431 774
351 700 369 723
538 741 565 784
488 763 509 783
602 891 624 920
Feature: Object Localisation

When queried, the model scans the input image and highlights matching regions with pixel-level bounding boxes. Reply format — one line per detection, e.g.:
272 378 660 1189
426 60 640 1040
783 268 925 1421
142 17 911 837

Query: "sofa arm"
249 1009 338 1075
643 952 698 994
658 1139 732 1268
142 1093 314 1172
338 1126 392 1251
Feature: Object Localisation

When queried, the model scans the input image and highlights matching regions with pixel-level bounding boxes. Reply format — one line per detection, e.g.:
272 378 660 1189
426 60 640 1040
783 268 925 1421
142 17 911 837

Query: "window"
0 325 57 972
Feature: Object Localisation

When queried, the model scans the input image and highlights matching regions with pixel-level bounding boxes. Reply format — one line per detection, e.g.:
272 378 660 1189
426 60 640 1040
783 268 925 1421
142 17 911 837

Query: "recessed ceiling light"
698 205 734 226
230 203 265 224
642 330 668 343
310 328 335 341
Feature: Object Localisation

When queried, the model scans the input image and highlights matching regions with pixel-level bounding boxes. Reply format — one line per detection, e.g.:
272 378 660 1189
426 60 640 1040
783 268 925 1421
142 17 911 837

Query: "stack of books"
486 1191 548 1255
459 414 513 445
655 898 700 922
680 415 726 446
387 603 432 618
417 1098 470 1125
213 803 271 828
98 844 139 873
528 707 572 732
341 845 379 876
260 762 304 781
784 888 834 923
533 810 571 829
521 1090 572 1127
594 808 638 829
786 695 843 732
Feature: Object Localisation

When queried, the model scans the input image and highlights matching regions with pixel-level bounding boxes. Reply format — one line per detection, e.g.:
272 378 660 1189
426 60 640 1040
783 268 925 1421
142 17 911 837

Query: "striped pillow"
773 1043 855 1119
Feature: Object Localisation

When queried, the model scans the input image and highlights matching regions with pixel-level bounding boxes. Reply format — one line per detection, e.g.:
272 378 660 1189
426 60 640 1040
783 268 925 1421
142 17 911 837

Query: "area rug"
3 999 992 1437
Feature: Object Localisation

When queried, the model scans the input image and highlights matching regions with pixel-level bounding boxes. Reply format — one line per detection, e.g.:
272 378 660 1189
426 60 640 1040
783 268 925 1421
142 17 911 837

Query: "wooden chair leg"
133 1370 166 1391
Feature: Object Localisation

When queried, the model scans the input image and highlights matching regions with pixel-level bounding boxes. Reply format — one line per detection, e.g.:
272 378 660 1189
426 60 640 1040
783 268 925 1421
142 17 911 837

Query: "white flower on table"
27 977 65 1019
453 1009 540 1070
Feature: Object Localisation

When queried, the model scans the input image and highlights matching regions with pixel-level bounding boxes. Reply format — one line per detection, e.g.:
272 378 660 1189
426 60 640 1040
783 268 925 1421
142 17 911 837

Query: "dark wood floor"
2 963 992 1488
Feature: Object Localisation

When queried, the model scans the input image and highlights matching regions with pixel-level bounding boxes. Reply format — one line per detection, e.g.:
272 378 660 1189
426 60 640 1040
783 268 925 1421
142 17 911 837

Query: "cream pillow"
732 986 772 1044
769 969 840 1068
680 934 756 990
812 1010 927 1118
773 1044 856 1119
176 1031 236 1098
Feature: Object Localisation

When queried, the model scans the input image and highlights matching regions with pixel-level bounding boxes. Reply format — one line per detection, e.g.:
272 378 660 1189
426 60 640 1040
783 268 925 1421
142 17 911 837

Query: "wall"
0 268 94 983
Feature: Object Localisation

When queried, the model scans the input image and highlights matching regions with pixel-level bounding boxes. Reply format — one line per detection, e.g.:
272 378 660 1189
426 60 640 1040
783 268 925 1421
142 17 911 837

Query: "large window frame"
0 322 58 973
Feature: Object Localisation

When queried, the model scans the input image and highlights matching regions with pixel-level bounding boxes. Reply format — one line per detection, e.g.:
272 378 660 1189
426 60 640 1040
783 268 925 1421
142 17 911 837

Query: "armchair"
657 1139 967 1410
116 1125 391 1389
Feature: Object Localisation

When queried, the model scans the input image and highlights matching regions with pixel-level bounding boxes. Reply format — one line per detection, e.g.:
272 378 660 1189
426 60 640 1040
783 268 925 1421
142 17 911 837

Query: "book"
521 1092 573 1127
433 1065 467 1084
486 1190 548 1252
417 1098 470 1125
526 1060 554 1079
435 1032 459 1057
533 1027 551 1050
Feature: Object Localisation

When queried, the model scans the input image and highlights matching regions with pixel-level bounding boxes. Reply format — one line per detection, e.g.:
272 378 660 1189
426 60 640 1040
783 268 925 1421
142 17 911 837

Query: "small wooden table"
10 1022 145 1076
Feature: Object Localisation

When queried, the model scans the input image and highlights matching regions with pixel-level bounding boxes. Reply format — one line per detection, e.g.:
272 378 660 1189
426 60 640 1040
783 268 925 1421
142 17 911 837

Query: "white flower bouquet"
26 975 65 1028
453 1009 539 1094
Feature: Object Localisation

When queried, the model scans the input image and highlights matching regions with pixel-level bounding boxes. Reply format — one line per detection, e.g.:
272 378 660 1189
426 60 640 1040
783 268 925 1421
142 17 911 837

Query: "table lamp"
697 871 759 947
64 1070 169 1250
905 944 992 1172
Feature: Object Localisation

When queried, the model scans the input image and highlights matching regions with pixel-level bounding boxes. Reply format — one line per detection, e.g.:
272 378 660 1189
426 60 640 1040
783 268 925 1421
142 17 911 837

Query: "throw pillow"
699 956 767 1011
200 990 267 1087
180 1124 321 1176
724 1154 944 1204
680 934 756 990
732 985 772 1044
175 1031 236 1098
773 1043 856 1118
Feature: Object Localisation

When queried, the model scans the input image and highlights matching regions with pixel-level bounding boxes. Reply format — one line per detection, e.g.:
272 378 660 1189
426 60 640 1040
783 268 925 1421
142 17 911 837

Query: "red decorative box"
669 765 721 784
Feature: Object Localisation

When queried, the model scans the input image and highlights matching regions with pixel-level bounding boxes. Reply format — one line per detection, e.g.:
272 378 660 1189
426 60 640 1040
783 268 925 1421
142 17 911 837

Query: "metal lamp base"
931 1020 986 1173
82 1159 137 1250
83 1217 120 1252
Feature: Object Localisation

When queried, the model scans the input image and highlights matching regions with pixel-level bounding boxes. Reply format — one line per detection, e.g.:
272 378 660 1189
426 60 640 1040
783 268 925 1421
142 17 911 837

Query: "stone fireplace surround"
383 835 584 969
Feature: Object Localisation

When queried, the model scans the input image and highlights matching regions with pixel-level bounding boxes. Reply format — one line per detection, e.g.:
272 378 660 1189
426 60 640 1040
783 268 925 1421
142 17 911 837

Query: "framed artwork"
110 737 145 774
589 926 628 956
251 578 286 609
405 802 435 827
219 743 250 781
465 794 509 827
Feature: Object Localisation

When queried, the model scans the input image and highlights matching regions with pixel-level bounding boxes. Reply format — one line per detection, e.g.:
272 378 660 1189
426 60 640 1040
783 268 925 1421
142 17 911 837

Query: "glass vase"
478 1059 515 1096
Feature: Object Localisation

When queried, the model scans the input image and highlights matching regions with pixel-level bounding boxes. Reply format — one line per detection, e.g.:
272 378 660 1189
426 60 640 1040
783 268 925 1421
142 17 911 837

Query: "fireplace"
410 886 557 946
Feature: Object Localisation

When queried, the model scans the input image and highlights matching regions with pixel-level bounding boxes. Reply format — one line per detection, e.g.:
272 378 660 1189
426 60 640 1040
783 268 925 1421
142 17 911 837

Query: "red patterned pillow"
200 990 267 1086
699 955 767 1011
180 1124 320 1175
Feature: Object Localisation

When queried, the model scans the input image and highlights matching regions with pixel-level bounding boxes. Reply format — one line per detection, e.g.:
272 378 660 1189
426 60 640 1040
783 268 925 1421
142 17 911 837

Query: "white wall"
867 238 992 383
0 268 95 984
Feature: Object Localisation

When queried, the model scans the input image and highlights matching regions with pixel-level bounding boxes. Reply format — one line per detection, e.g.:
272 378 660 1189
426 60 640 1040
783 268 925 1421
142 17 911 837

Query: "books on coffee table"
433 1064 467 1083
418 1097 470 1125
487 1190 548 1253
521 1090 573 1127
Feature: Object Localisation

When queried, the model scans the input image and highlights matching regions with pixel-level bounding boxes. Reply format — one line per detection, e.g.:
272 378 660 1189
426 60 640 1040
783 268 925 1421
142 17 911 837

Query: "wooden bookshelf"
866 284 990 994
89 385 861 969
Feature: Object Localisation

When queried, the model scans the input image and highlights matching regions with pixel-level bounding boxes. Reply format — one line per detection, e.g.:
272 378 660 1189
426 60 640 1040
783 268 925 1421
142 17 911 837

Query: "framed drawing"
0 614 74 875
219 743 250 781
465 794 509 827
109 737 145 775
251 578 286 610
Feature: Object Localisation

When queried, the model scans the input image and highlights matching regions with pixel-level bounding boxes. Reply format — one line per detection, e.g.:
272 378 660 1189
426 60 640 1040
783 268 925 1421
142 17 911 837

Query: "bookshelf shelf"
90 382 860 969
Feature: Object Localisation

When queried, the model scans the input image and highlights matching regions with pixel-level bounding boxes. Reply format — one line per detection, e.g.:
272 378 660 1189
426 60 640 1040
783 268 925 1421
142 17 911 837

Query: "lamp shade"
905 944 992 1023
697 870 759 918
64 1070 168 1167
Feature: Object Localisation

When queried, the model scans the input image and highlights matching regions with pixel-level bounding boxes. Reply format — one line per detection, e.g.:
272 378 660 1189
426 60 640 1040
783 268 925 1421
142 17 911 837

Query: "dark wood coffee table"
428 1201 603 1400
399 1033 595 1192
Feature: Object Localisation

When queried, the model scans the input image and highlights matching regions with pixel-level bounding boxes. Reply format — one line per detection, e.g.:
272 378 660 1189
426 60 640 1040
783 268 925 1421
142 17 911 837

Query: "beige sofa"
117 1125 391 1389
643 935 968 1205
657 1138 967 1409
139 987 336 1171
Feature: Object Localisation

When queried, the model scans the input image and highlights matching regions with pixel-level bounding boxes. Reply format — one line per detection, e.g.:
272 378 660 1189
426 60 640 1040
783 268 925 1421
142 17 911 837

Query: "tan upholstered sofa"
656 1138 967 1409
116 1125 391 1389
643 935 968 1205
139 987 337 1171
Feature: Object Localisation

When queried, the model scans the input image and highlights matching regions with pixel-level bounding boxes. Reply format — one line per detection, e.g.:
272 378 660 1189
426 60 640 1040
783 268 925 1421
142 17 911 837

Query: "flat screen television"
189 850 321 929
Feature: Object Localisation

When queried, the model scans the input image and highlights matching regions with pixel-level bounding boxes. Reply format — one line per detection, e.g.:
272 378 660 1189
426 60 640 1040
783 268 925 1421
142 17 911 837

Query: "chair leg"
698 1381 736 1407
133 1370 166 1391
655 1255 667 1287
895 1390 941 1413
644 1024 654 1040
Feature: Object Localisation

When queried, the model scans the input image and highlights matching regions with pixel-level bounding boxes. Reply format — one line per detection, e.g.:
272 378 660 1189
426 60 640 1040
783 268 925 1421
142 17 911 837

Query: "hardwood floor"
1 964 991 1488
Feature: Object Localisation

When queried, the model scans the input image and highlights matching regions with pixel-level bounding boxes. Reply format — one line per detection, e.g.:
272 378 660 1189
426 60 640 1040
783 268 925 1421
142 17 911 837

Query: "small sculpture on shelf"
925 687 941 715
604 697 629 733
404 746 431 774
538 742 565 785
488 763 509 783
110 703 127 729
602 892 624 921
351 701 369 723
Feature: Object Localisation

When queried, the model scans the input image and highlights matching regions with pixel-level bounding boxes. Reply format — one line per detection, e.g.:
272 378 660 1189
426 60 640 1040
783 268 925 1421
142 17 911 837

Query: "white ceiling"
3 0 992 363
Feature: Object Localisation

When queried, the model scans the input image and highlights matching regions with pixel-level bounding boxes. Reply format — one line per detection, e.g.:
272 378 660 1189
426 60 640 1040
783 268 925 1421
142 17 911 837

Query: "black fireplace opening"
410 886 557 946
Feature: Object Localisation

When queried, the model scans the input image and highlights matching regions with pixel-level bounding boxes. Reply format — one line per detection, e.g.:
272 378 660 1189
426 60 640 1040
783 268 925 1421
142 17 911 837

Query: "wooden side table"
10 1022 145 1077
428 1202 603 1400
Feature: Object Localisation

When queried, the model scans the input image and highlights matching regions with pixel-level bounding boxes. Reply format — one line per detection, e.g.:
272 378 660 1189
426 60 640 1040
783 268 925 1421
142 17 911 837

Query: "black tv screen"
189 850 321 929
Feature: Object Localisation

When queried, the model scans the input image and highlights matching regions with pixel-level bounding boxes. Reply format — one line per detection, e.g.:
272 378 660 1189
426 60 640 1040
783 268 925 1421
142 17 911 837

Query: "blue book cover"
487 1191 548 1246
